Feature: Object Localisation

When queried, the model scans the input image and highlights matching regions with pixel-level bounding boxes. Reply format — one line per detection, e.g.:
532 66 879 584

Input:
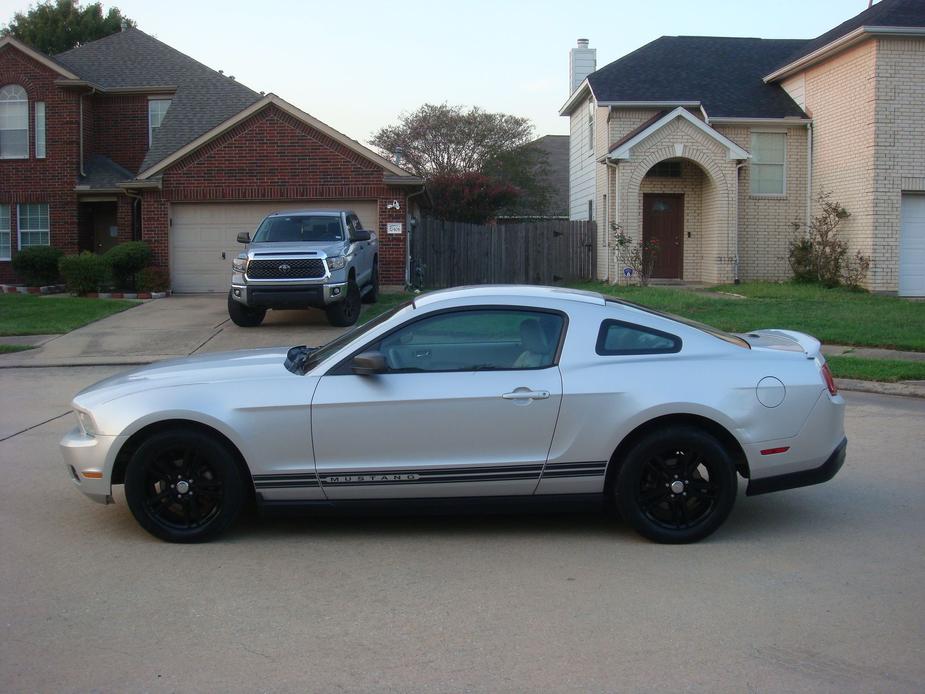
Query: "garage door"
900 193 925 297
169 201 379 293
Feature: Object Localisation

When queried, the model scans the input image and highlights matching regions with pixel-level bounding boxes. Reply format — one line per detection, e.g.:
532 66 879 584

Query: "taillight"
821 362 838 396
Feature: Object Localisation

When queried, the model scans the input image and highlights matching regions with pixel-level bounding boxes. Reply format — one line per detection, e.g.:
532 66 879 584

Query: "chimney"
569 38 596 96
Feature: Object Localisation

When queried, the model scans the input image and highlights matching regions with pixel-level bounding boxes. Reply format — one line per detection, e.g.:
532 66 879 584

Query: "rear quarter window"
596 320 682 356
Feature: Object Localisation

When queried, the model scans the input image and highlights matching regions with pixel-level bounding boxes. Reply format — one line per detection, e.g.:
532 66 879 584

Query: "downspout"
734 161 747 284
805 121 813 231
78 87 96 177
605 159 619 284
404 185 427 287
123 188 143 241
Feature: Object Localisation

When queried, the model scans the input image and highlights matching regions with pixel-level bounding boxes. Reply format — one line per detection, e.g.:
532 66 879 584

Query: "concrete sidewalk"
0 294 347 368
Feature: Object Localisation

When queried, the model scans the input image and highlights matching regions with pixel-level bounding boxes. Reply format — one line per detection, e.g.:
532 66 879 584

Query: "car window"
596 319 681 355
376 309 564 372
253 215 344 243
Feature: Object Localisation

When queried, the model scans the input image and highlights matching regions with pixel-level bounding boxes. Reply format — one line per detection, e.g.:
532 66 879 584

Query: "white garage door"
169 201 379 293
900 193 925 297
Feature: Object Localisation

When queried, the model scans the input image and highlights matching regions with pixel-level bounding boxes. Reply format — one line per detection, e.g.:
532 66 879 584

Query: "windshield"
303 300 414 370
606 298 750 349
252 215 344 243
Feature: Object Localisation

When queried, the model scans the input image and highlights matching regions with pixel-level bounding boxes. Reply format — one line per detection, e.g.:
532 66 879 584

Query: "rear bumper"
231 282 346 308
746 437 846 496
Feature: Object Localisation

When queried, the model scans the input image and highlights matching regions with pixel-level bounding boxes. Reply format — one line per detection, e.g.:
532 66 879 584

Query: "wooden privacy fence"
411 219 597 289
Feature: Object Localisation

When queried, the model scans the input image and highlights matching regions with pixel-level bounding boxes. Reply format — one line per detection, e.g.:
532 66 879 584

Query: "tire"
325 279 361 326
362 261 379 304
124 429 248 543
227 291 265 327
613 426 737 544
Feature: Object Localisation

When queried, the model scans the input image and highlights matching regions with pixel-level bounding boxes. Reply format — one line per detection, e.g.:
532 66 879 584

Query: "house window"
148 99 171 145
0 205 10 261
18 203 49 248
587 100 594 156
35 102 45 158
750 132 786 195
0 84 28 159
646 160 682 178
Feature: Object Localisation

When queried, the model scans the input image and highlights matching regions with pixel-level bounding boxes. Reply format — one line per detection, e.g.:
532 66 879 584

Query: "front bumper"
230 281 346 308
746 437 847 496
59 426 121 504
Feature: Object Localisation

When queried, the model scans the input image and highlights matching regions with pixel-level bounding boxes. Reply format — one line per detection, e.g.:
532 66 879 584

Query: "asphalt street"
1 366 923 692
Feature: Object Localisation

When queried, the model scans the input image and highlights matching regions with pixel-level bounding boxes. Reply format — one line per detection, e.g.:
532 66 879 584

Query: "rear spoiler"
744 329 822 358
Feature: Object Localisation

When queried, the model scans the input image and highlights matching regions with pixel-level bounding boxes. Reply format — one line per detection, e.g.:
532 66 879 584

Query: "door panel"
311 368 563 498
643 193 684 279
900 193 925 296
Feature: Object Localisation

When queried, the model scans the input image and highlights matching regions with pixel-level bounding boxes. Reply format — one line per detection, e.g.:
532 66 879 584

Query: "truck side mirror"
351 350 387 375
237 231 251 244
350 228 371 242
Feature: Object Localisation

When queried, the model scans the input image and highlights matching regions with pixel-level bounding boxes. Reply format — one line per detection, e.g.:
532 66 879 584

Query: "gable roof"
77 155 135 190
766 0 925 81
604 107 750 161
575 36 808 119
54 28 262 172
0 35 80 78
135 93 416 180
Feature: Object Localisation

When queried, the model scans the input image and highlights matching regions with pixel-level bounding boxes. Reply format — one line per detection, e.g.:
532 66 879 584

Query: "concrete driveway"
0 295 350 367
0 364 923 692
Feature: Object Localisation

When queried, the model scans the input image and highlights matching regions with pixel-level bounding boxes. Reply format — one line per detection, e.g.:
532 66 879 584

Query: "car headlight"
75 410 97 437
326 255 347 271
232 254 248 273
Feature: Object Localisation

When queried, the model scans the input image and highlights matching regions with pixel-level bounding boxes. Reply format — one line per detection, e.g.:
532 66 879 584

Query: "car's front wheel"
227 291 266 327
613 426 737 544
123 429 248 543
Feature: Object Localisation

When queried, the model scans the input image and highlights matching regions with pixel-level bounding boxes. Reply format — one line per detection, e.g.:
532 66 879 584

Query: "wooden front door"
91 203 119 254
642 193 683 279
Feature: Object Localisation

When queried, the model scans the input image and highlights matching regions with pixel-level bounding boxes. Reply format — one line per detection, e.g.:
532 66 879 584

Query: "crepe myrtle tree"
427 172 522 224
2 0 134 54
611 223 659 287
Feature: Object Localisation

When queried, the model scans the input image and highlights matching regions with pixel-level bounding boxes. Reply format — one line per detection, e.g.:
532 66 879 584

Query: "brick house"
0 29 424 291
561 0 925 295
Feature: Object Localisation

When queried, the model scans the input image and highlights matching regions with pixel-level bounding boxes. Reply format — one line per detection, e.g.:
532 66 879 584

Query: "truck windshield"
252 215 344 243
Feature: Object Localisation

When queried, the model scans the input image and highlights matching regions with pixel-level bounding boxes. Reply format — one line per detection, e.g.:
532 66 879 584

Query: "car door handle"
502 390 550 400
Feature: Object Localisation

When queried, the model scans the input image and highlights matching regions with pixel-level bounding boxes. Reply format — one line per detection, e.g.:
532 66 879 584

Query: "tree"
2 0 134 55
370 103 535 179
427 172 521 224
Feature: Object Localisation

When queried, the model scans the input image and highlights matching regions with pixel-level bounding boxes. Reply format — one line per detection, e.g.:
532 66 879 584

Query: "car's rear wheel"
227 291 266 327
325 279 361 326
362 260 379 304
613 426 737 544
124 429 248 543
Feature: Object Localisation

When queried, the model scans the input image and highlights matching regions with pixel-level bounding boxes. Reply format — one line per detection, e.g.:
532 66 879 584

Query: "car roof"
265 210 348 217
412 285 606 308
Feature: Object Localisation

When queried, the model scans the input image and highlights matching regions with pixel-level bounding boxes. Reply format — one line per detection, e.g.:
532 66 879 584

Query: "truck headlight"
232 254 248 273
326 255 347 271
75 410 97 437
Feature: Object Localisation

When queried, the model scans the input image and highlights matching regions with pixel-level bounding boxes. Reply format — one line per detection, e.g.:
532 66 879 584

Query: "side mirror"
351 350 387 375
237 231 251 244
350 228 371 242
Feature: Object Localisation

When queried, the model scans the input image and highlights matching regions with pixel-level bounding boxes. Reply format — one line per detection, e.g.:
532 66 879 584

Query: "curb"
836 378 925 399
2 283 66 294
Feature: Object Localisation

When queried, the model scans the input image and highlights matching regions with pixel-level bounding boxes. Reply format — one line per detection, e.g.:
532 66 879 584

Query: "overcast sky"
2 0 874 146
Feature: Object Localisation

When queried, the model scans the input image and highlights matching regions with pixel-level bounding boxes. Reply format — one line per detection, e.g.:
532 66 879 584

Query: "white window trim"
16 203 50 249
750 130 787 198
587 99 594 157
0 204 11 261
35 101 45 159
148 98 171 147
0 84 29 160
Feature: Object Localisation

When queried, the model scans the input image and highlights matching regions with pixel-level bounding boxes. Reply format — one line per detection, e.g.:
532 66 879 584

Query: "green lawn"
359 292 411 324
0 344 34 353
569 281 925 352
0 294 138 336
826 356 925 382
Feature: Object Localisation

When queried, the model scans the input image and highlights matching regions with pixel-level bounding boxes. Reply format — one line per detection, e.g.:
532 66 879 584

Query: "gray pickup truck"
228 209 378 327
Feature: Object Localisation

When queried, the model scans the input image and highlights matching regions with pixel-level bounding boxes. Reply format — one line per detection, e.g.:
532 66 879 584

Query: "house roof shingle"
78 155 135 189
585 36 808 118
773 0 925 73
54 28 261 173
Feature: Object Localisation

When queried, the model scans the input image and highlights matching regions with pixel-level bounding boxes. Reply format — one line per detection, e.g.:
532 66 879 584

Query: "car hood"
73 348 294 409
248 241 345 258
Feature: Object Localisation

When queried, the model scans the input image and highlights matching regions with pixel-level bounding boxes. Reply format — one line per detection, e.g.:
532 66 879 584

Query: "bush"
104 241 151 290
59 252 110 295
611 224 660 287
136 266 170 292
788 192 870 288
11 246 64 286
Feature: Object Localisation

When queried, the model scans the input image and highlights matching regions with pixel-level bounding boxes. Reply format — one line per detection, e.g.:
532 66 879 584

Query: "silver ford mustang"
60 286 846 544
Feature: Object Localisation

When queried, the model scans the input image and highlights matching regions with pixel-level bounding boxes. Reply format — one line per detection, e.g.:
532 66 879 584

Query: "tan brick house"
561 0 925 295
0 29 423 291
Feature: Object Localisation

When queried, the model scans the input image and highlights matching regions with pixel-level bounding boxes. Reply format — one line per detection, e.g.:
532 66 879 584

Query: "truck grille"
246 258 325 280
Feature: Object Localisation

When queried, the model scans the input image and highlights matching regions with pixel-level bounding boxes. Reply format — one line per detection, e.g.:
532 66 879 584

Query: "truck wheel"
362 261 379 304
227 291 266 327
325 280 361 327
